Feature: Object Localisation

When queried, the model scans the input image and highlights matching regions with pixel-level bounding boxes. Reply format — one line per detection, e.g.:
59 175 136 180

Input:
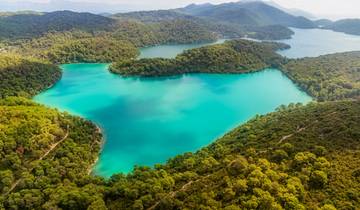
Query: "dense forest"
15 31 139 63
110 39 289 76
0 98 358 209
111 19 218 47
0 11 115 40
282 52 360 101
0 3 360 209
112 9 294 41
0 97 103 209
0 54 61 98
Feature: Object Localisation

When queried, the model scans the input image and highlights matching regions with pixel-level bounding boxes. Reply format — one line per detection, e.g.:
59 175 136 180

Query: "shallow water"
34 64 311 177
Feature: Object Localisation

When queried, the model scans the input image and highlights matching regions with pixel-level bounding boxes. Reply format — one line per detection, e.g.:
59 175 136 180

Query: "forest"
282 52 360 101
0 97 103 209
15 31 140 64
0 98 358 209
0 4 359 209
110 39 289 76
0 54 61 98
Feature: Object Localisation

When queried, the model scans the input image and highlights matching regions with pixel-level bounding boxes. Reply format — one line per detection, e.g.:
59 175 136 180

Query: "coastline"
88 125 105 176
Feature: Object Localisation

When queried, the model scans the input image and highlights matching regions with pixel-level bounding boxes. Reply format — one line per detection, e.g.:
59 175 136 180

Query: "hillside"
110 39 289 76
14 31 139 63
0 99 358 209
282 52 360 101
0 97 103 209
0 54 61 98
104 100 360 209
111 19 219 47
178 1 316 29
112 9 293 41
0 11 115 40
324 19 360 36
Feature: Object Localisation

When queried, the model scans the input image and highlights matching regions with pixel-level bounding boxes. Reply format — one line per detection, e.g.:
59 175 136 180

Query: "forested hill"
0 11 115 40
324 19 360 36
0 97 103 209
110 39 289 76
111 38 360 102
282 52 360 101
104 100 360 210
0 98 358 209
113 8 294 41
0 54 61 98
177 1 316 29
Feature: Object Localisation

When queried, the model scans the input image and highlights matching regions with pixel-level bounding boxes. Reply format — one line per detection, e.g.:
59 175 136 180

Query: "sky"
1 0 359 20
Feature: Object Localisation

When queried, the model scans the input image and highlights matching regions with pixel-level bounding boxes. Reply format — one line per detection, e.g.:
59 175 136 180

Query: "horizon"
0 0 359 20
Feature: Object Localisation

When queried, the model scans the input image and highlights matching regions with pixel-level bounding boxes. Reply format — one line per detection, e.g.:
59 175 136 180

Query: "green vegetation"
110 39 289 76
0 11 114 40
113 9 295 41
282 52 360 101
0 54 61 98
324 19 360 36
111 38 360 102
16 31 139 63
0 98 358 209
111 19 218 47
0 97 103 209
103 100 359 210
244 25 294 40
0 6 359 209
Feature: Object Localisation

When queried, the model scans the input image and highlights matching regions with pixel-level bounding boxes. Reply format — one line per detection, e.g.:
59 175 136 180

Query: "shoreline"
88 125 105 176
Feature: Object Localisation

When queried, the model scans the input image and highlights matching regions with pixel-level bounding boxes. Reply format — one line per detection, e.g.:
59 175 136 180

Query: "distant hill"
324 19 360 36
178 1 316 29
314 19 333 27
114 8 294 41
0 10 115 40
112 10 198 23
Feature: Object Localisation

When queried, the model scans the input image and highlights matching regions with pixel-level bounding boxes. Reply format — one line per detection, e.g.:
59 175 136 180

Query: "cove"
34 64 311 177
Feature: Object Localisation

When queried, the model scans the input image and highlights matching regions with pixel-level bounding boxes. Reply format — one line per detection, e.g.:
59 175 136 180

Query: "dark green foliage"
113 9 297 41
0 54 61 98
111 19 218 47
0 99 359 209
325 19 360 35
245 25 294 40
0 11 115 40
282 52 360 101
44 37 138 64
0 97 104 209
103 100 360 209
110 39 288 76
11 31 139 63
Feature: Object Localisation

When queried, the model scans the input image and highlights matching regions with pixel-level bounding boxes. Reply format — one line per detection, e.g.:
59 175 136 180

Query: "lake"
35 27 359 177
139 39 227 59
278 28 360 58
34 65 311 177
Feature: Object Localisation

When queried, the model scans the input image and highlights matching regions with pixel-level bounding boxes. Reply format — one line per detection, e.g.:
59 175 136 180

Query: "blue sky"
1 0 359 20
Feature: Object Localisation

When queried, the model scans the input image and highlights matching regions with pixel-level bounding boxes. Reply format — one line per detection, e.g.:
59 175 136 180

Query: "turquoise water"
34 64 311 177
279 28 360 58
139 39 227 59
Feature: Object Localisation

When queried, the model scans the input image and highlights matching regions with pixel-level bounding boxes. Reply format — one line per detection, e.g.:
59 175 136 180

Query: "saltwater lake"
34 28 358 177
